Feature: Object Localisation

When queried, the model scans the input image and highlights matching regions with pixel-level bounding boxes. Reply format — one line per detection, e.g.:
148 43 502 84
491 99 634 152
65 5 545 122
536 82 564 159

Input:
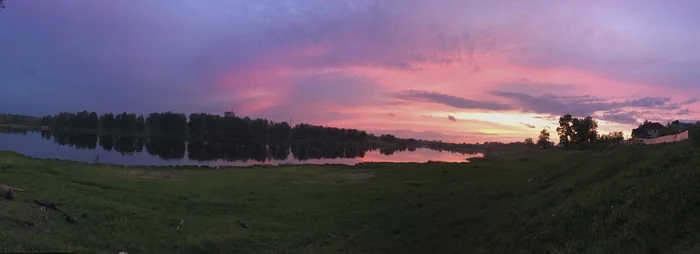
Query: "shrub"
689 124 700 147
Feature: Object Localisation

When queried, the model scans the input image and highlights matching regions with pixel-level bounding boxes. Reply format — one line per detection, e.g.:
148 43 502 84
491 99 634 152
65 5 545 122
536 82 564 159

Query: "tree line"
526 114 626 150
0 114 41 126
38 111 380 145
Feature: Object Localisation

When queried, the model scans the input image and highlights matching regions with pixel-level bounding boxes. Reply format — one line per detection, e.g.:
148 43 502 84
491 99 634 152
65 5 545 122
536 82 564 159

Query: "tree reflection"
0 127 28 135
35 131 378 162
99 135 114 151
380 147 397 156
52 132 97 150
40 130 52 140
146 137 186 160
114 136 144 155
291 143 369 161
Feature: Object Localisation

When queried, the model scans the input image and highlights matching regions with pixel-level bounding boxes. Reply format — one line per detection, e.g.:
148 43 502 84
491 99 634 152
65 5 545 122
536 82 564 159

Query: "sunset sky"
1 0 699 143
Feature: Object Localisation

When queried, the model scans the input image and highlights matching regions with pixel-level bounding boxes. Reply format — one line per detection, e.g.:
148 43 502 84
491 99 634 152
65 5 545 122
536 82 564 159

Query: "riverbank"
2 141 700 253
0 124 48 131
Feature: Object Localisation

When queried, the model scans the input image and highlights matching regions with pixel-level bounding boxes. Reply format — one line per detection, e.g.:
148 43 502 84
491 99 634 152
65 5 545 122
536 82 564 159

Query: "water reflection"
146 137 185 160
52 132 98 150
0 130 481 166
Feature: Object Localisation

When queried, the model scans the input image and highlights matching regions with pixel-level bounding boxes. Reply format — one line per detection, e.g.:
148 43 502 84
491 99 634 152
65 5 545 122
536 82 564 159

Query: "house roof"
636 122 664 131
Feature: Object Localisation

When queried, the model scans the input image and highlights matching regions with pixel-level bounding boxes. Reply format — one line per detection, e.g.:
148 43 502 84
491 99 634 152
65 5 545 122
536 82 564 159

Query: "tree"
556 114 574 148
598 131 624 144
557 114 599 149
88 112 99 129
0 0 5 11
537 129 553 149
137 115 145 132
100 113 115 130
572 116 598 147
690 122 700 147
524 138 535 148
114 112 138 132
661 120 681 136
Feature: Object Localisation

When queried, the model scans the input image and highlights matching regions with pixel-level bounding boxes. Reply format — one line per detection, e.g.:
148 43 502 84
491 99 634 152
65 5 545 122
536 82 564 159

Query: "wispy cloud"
395 90 512 111
677 109 692 115
682 97 699 105
520 122 536 128
599 111 639 125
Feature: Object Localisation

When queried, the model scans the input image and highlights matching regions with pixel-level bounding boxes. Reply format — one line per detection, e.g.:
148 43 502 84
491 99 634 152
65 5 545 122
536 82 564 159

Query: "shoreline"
0 150 473 170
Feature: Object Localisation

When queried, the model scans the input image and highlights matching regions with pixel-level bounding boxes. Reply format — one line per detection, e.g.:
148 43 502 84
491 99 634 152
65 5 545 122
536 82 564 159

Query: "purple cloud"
395 90 512 110
599 111 639 125
0 0 699 142
491 91 680 119
677 109 692 115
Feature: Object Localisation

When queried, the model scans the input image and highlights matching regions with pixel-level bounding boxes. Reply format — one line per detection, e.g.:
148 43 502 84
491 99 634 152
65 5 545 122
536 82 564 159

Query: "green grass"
2 142 700 253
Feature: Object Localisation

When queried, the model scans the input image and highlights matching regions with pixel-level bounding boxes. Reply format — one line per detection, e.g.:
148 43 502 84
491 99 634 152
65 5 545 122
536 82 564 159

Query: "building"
631 122 665 139
678 122 695 132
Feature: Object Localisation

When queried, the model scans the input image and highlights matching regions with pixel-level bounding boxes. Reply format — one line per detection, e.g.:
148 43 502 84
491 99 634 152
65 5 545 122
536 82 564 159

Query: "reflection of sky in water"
0 132 481 167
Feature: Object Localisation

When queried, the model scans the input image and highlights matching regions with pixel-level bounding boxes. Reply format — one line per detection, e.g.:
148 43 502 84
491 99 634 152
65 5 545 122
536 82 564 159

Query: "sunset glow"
1 0 699 143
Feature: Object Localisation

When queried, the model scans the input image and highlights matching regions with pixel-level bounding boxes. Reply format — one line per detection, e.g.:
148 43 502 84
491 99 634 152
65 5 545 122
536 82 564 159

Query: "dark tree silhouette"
557 114 599 149
537 129 553 149
0 114 41 126
556 114 574 149
100 113 115 130
598 131 624 144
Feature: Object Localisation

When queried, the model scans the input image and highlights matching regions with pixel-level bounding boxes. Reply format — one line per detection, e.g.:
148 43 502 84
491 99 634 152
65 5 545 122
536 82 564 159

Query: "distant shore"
0 123 48 130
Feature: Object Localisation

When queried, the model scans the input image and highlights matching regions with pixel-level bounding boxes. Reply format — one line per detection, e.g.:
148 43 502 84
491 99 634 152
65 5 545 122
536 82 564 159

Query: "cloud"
373 129 502 143
491 91 679 119
682 97 699 105
534 115 557 121
394 90 512 111
2 0 700 143
448 115 457 121
599 111 639 125
677 109 692 115
520 122 536 128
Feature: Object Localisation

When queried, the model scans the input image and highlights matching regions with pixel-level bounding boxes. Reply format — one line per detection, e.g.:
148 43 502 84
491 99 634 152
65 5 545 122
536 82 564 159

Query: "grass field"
2 141 700 253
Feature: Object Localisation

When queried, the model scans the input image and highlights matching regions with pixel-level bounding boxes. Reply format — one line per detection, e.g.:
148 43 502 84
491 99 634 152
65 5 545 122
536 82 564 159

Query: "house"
678 122 695 132
632 122 665 139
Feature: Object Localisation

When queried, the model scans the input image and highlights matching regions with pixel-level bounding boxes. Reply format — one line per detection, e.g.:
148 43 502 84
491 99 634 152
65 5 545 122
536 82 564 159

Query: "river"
0 130 482 166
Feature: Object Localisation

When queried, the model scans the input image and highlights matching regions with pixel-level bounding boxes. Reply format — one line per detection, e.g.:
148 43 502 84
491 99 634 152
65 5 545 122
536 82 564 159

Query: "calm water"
0 130 482 166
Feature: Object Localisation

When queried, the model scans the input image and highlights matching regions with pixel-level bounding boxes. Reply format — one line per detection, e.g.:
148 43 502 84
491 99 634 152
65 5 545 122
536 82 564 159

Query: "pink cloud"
179 1 700 142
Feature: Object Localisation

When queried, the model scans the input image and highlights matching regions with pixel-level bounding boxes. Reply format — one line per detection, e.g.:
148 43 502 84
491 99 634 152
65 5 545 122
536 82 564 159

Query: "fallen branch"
33 200 76 224
238 220 248 228
0 184 23 192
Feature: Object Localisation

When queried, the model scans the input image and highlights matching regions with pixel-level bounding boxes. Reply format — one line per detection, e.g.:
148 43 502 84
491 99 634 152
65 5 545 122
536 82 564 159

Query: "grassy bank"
2 142 700 253
0 124 48 131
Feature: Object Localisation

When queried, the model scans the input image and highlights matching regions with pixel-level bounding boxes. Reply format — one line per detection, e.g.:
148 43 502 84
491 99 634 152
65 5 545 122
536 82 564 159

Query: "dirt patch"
121 169 183 181
0 201 51 234
293 172 375 185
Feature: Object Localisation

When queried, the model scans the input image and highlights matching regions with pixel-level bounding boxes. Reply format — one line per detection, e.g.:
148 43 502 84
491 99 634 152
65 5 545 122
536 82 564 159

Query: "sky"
1 0 699 143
